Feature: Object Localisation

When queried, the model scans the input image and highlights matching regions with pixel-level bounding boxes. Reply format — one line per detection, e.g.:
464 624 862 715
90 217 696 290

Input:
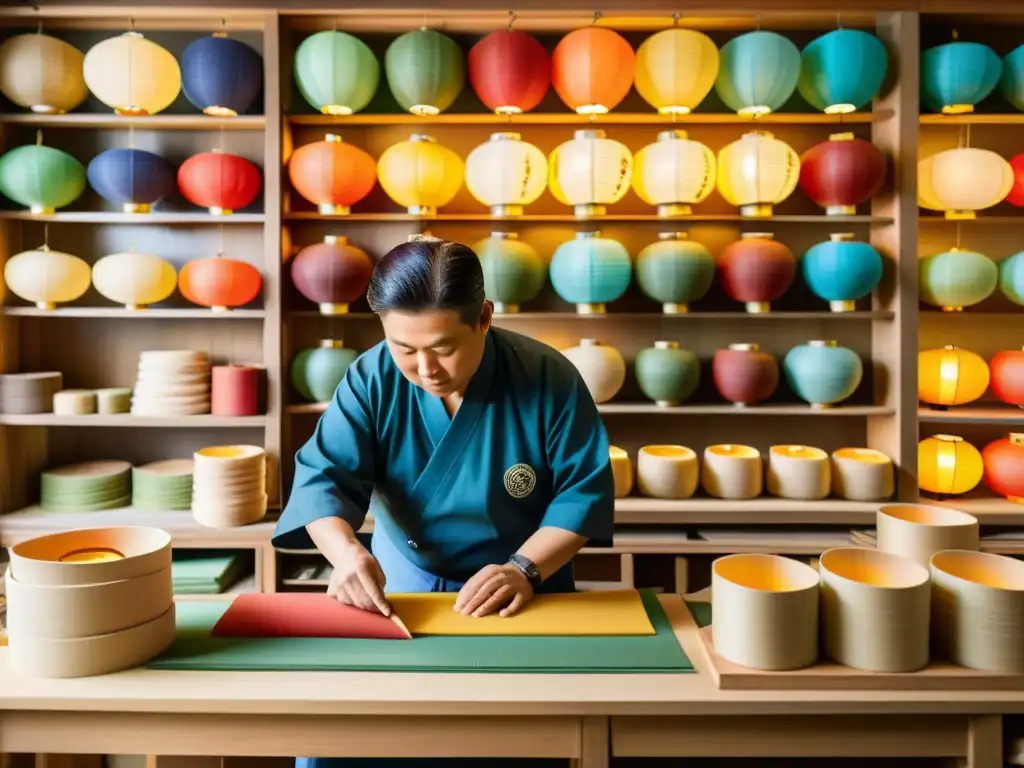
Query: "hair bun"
407 232 442 243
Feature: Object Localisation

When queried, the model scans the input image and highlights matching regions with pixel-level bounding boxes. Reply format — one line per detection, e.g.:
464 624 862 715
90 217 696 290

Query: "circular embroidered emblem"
504 463 537 499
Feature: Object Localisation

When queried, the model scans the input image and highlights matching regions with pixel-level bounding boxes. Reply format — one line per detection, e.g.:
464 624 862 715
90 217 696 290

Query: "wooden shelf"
0 414 268 428
0 114 267 130
920 215 1024 225
287 402 892 417
1 307 266 319
283 212 893 224
614 497 881 525
918 406 1024 425
920 114 1024 125
0 212 265 224
290 310 895 321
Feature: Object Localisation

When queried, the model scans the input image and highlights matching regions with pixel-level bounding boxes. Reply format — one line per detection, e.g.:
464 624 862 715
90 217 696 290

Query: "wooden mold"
876 503 980 568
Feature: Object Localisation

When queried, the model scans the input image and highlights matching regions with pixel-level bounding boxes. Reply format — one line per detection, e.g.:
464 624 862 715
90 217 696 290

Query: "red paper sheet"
211 593 412 640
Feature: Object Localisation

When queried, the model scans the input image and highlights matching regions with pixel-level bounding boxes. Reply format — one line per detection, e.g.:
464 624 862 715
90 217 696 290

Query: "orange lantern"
179 255 262 311
551 27 635 115
982 433 1024 503
288 134 377 215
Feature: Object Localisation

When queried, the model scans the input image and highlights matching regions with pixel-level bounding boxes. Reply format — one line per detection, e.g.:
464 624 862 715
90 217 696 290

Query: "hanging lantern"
718 232 796 314
633 27 719 114
3 245 91 310
715 30 800 117
86 147 177 214
180 33 263 117
0 138 86 214
292 340 359 403
799 133 887 215
1005 154 1024 207
472 232 546 313
918 148 1013 219
177 151 262 215
465 132 547 217
91 250 178 310
293 30 379 116
982 434 1024 503
999 250 1024 306
918 346 990 409
798 29 888 114
178 255 262 311
290 235 374 315
801 233 883 312
384 28 464 116
468 29 550 114
717 130 800 217
990 349 1024 407
549 129 633 218
635 232 715 314
1001 44 1024 113
919 434 984 497
376 134 464 216
921 39 1002 115
549 231 632 315
83 31 181 116
551 27 635 115
632 130 715 217
0 32 88 114
287 134 376 216
919 249 998 312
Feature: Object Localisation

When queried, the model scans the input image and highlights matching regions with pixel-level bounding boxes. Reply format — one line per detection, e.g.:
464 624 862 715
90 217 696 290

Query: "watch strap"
507 553 541 586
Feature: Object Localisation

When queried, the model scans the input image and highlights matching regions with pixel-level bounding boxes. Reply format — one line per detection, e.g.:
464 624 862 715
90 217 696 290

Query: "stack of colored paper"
171 551 245 595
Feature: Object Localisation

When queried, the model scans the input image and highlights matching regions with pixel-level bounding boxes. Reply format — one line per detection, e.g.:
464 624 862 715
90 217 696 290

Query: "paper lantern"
919 434 983 496
718 232 796 314
551 27 635 115
290 235 374 315
1006 154 1024 207
91 251 177 310
635 232 715 314
712 343 779 407
468 29 550 114
635 341 700 407
633 27 719 114
799 133 887 215
0 141 86 214
549 129 633 218
473 232 546 313
918 148 1013 220
560 339 626 403
990 349 1024 407
288 134 376 215
178 256 262 311
83 31 181 116
3 245 91 310
181 34 263 117
1001 44 1024 113
549 231 632 314
376 134 464 216
465 132 547 217
177 151 262 215
801 233 883 312
921 40 1001 115
982 434 1024 503
632 130 715 217
0 32 88 114
798 29 888 114
294 30 379 116
919 249 998 312
292 340 359 403
384 28 464 116
717 131 800 217
783 340 863 409
86 148 176 214
918 346 991 408
715 31 800 117
1000 250 1024 306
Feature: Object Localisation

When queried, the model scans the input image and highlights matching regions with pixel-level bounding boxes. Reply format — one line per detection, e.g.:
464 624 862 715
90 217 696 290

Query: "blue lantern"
86 148 177 214
999 44 1024 112
549 231 632 315
783 340 863 408
802 233 884 313
998 250 1024 306
715 30 800 117
181 34 263 117
921 40 1001 115
797 29 888 114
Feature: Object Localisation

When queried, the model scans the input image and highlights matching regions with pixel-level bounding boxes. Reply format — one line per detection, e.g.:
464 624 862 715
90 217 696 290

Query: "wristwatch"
507 553 542 587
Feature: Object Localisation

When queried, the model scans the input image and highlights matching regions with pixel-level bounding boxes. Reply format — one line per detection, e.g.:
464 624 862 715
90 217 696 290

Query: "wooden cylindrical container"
766 445 830 500
192 444 268 527
0 371 62 414
701 444 762 499
211 364 264 416
819 547 931 673
830 448 895 501
637 445 699 499
609 445 633 498
711 553 820 670
53 389 97 415
876 503 980 568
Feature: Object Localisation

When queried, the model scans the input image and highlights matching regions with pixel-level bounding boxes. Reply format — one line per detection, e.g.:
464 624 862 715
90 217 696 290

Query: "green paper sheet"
149 589 693 673
687 601 712 629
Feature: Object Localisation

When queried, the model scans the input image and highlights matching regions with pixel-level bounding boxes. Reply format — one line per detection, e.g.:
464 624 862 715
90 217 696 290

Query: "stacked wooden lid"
132 459 193 511
40 460 132 513
131 350 211 416
0 372 62 414
191 445 267 528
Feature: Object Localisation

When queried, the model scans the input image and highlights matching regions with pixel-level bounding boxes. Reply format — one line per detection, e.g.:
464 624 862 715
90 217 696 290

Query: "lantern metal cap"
654 340 679 350
490 232 519 239
657 129 689 142
576 231 601 239
933 434 963 443
658 232 688 241
1010 433 1024 445
579 338 602 347
490 132 522 142
324 234 348 245
808 340 838 348
829 233 856 242
409 133 435 143
942 344 958 350
829 132 856 142
324 134 344 143
741 232 774 240
742 129 775 140
574 129 606 141
319 339 345 349
729 343 759 352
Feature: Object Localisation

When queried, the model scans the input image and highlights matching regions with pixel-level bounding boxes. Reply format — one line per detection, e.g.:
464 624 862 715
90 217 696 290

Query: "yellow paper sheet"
387 588 656 636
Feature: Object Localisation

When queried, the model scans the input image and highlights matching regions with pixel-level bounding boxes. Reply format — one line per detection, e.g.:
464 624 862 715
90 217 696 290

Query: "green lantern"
291 339 358 403
635 341 701 407
636 232 716 314
0 137 85 214
294 30 380 116
919 248 998 312
473 232 546 314
384 28 465 115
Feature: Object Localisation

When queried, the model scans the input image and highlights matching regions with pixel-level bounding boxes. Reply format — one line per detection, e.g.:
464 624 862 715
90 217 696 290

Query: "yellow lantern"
633 27 719 114
918 147 1013 220
548 129 633 218
0 33 88 114
918 434 984 496
91 251 178 310
717 130 800 217
83 31 181 116
633 129 715 217
918 345 990 408
376 134 464 216
464 132 548 217
3 245 91 310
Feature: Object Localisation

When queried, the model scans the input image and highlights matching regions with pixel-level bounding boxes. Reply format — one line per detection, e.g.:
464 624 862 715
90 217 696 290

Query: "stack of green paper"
133 459 193 511
172 551 245 595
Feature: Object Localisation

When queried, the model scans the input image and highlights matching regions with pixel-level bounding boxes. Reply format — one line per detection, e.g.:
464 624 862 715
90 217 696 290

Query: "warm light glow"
717 131 800 217
707 443 759 459
918 345 990 407
632 130 715 217
464 132 548 217
83 31 181 116
918 147 1013 220
91 251 177 310
633 27 719 115
0 33 88 114
376 134 465 216
918 434 984 496
3 245 91 310
548 129 633 218
713 553 819 593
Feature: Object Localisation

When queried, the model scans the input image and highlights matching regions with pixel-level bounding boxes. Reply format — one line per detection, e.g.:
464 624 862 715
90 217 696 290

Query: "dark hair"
367 236 485 325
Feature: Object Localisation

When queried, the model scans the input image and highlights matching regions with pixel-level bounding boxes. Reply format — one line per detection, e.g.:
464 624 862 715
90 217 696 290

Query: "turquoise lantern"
919 249 998 312
549 231 632 315
291 340 358 402
999 44 1024 112
801 233 884 313
998 250 1024 306
797 29 888 114
783 340 863 409
293 30 380 115
635 232 715 314
715 30 800 117
921 39 1002 114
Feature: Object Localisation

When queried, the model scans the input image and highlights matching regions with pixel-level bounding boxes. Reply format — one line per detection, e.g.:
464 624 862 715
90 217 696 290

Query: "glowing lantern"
0 138 86 214
802 233 883 312
549 231 632 314
718 232 796 314
982 434 1024 503
468 29 550 114
178 255 262 311
921 40 1002 115
798 29 888 114
717 131 800 217
1006 154 1024 207
376 134 464 216
288 134 376 215
293 30 379 116
290 235 374 315
549 129 633 218
918 148 1013 219
632 130 715 217
799 133 887 215
465 132 547 217
91 250 178 310
3 245 91 310
177 151 262 215
384 28 465 116
551 27 635 115
83 31 181 116
0 32 88 114
633 27 719 114
919 249 998 312
715 30 800 117
86 147 177 214
918 346 991 408
918 434 984 496
990 349 1024 407
472 232 546 313
180 34 263 117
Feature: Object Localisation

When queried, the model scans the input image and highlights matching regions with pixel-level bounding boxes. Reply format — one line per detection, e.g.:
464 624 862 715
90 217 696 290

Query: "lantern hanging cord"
42 222 49 249
507 10 516 30
591 11 602 25
955 221 962 250
218 225 225 257
755 14 761 31
836 13 842 29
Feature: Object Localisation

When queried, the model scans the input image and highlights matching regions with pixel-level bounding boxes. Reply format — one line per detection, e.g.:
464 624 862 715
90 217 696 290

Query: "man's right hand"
326 538 392 616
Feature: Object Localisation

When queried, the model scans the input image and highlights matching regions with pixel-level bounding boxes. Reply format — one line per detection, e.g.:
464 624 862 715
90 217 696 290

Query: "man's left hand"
454 563 534 618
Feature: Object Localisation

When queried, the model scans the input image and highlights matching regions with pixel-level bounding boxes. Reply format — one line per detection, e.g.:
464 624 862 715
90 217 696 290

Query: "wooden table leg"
960 715 1002 768
571 716 608 768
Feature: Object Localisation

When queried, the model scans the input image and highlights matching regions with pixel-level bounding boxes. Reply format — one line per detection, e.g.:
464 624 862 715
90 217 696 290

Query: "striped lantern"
549 129 633 218
799 133 887 215
288 134 377 215
465 132 548 217
384 28 465 116
549 231 632 315
180 33 263 117
293 30 380 116
83 31 181 116
178 255 262 311
86 147 177 214
797 29 888 114
0 32 88 114
717 130 800 217
921 39 1002 115
632 129 716 217
715 30 800 117
551 27 635 115
468 29 550 114
633 27 719 115
177 151 262 215
290 235 375 315
0 139 86 214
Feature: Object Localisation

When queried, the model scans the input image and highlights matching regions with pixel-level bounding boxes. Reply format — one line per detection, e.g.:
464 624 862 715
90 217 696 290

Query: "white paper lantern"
918 147 1013 220
716 130 800 217
632 129 716 217
548 129 633 218
83 31 181 116
0 33 88 114
92 251 178 310
465 132 548 217
3 245 91 310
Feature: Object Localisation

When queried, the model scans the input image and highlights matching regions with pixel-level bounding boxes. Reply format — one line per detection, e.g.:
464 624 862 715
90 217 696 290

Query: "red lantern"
468 29 551 115
291 235 374 315
982 433 1024 503
1006 154 1024 207
179 256 262 311
712 343 779 406
990 348 1024 406
717 232 796 314
177 152 262 215
288 134 377 215
799 133 886 216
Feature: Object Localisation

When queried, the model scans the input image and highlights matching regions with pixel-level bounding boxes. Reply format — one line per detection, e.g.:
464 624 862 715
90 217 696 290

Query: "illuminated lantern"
561 338 626 403
632 130 715 217
376 134 464 216
919 249 997 312
633 27 719 114
86 148 177 214
177 151 262 215
551 27 635 115
801 233 883 312
921 40 1001 115
91 250 177 310
918 148 1013 219
783 340 863 409
83 31 181 116
472 232 546 313
1000 250 1024 306
718 232 795 314
982 434 1024 503
384 28 465 116
549 231 632 315
1001 44 1024 112
990 348 1024 407
288 134 376 215
712 343 779 407
715 30 800 117
717 131 800 217
549 129 633 218
918 345 991 409
290 235 374 315
464 132 547 217
918 434 984 496
1006 154 1024 207
635 232 715 314
798 29 888 114
180 34 263 117
0 139 86 214
293 30 379 116
3 245 91 310
799 133 887 215
0 32 88 114
468 29 550 114
178 255 262 311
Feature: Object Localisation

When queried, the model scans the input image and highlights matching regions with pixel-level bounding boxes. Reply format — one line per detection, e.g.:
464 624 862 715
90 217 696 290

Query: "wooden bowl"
877 503 979 568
